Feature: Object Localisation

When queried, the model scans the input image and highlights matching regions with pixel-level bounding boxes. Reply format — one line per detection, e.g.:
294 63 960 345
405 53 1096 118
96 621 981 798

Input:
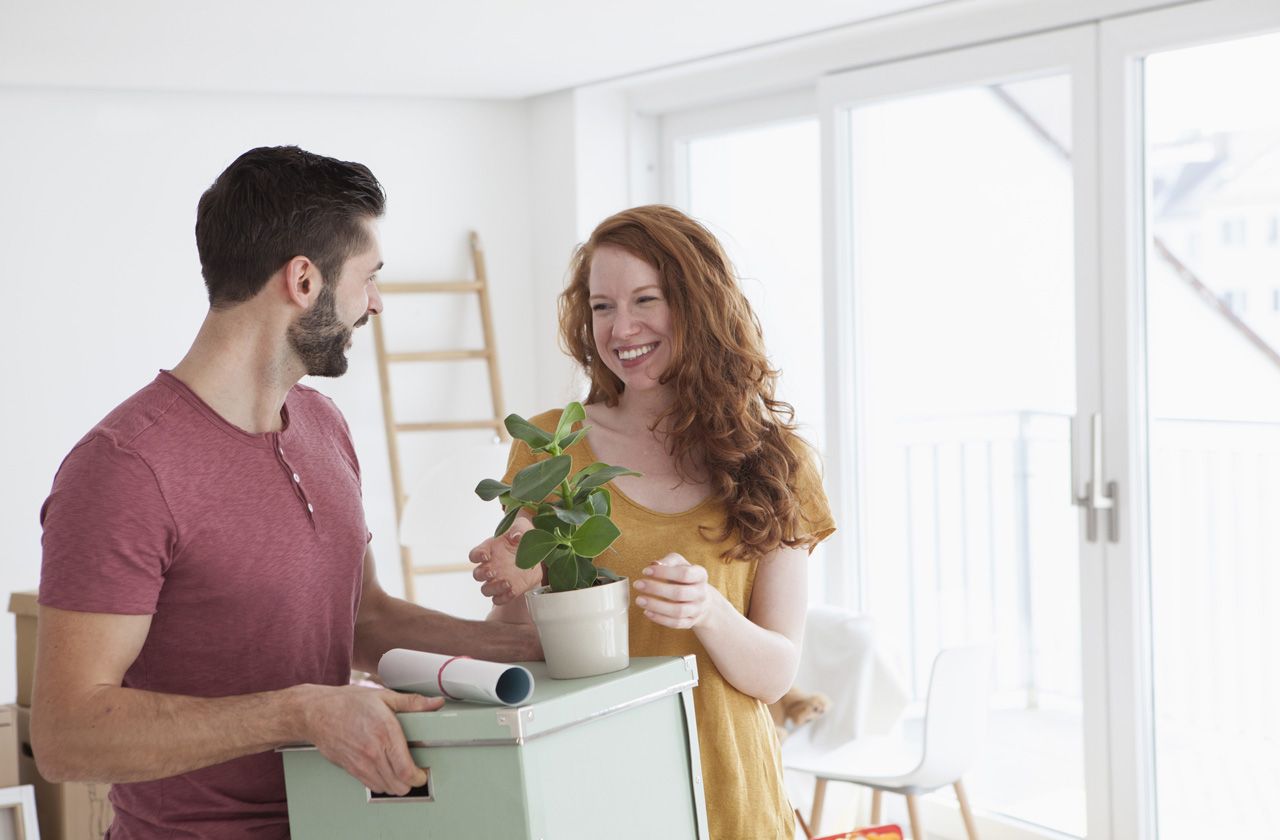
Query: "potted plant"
475 402 640 678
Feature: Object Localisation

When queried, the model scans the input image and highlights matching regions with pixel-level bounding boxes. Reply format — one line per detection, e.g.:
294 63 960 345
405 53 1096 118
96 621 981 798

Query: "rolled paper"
378 648 535 706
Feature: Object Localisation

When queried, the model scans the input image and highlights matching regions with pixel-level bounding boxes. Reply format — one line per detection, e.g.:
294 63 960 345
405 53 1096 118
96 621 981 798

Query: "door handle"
1071 412 1119 543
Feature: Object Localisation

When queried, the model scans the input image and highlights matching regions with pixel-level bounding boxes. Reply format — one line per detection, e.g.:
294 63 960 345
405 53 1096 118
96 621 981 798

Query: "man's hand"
469 518 543 605
297 685 443 795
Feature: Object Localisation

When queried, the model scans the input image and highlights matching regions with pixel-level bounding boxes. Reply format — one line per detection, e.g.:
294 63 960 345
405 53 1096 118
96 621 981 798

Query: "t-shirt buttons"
292 473 301 483
307 503 315 514
279 447 285 456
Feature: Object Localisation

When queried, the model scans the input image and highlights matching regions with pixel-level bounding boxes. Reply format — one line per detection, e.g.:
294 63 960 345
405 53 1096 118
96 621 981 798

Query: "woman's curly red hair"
559 205 822 562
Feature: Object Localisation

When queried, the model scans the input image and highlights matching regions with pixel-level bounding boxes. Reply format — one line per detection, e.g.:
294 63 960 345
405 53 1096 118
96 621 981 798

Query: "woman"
471 205 835 838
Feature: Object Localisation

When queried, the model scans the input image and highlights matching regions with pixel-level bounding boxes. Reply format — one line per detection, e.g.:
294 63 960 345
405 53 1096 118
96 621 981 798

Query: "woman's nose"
613 308 639 338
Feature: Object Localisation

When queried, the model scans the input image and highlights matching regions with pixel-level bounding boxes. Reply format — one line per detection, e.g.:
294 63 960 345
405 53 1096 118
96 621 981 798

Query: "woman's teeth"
618 343 657 361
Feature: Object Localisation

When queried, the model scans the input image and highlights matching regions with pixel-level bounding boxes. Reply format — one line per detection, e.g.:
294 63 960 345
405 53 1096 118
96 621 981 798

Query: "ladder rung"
380 281 482 294
387 349 491 363
410 563 475 575
395 420 504 433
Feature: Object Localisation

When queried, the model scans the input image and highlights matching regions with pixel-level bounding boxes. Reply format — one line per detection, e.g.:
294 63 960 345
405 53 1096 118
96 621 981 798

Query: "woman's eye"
591 303 611 312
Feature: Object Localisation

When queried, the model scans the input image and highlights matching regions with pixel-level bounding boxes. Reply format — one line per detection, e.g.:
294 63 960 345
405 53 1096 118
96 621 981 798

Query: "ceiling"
0 0 954 99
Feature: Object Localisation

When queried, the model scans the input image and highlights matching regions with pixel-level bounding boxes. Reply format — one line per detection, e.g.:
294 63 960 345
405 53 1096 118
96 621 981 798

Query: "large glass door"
650 3 1280 838
819 27 1105 839
1101 4 1280 838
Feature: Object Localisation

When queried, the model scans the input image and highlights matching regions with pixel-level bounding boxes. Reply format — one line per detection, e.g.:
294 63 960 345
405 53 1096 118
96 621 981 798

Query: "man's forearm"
353 593 541 673
33 684 309 784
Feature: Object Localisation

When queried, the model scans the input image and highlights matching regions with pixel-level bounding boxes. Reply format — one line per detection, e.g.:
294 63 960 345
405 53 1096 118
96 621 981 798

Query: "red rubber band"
436 655 473 701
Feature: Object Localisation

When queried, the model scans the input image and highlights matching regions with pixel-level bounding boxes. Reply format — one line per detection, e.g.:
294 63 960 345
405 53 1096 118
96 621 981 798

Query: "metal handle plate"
1071 413 1119 543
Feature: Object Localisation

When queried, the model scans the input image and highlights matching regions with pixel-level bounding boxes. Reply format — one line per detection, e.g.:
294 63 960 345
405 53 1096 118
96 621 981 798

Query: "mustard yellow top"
505 409 836 839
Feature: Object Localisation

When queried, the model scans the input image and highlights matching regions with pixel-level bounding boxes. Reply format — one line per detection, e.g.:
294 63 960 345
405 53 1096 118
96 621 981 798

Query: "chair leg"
954 779 979 840
871 789 882 824
905 793 924 840
794 807 814 840
810 777 828 836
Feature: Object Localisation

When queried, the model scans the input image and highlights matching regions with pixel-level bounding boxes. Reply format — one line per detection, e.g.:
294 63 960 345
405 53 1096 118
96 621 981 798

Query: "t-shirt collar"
156 370 292 448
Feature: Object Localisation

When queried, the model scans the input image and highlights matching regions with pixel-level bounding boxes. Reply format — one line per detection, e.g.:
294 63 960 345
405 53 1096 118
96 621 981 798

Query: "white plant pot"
525 577 630 679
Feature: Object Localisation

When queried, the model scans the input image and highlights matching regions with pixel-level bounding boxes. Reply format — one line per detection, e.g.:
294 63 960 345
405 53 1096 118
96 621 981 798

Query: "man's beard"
287 282 367 377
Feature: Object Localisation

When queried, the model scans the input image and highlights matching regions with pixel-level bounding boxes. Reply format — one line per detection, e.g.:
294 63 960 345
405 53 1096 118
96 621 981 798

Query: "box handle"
367 768 433 804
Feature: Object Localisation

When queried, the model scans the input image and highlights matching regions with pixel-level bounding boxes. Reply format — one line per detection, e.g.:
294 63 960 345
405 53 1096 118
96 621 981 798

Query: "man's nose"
367 283 384 316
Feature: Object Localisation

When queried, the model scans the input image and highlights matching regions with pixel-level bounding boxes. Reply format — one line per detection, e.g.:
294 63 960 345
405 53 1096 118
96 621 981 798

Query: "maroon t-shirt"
39 371 369 839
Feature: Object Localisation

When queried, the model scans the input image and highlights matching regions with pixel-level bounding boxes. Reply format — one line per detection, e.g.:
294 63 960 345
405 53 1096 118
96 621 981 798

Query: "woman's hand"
633 553 721 630
469 518 543 605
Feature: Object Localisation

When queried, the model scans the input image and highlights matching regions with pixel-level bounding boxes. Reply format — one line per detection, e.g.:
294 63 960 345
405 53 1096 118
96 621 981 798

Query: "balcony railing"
887 412 1280 734
889 411 1078 704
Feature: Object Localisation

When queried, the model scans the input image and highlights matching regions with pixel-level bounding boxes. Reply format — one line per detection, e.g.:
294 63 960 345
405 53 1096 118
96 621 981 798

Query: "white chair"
786 643 993 840
786 608 877 748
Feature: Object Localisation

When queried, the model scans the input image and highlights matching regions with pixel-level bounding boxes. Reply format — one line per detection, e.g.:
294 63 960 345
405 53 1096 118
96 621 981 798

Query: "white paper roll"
378 648 535 706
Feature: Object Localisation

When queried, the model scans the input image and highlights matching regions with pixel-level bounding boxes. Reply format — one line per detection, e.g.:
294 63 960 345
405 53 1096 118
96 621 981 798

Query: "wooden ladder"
371 231 508 603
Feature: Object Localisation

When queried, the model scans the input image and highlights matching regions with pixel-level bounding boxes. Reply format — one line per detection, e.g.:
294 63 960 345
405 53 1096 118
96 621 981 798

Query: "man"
32 146 540 839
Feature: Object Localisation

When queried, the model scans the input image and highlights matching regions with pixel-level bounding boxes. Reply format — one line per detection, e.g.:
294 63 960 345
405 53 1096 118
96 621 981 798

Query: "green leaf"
574 555 597 589
514 529 561 570
546 547 580 591
510 455 572 503
577 465 642 492
557 429 586 451
571 462 609 480
569 515 621 558
553 402 586 443
531 512 562 533
493 506 520 538
595 567 623 584
553 507 591 527
504 415 553 450
587 488 612 517
475 479 511 501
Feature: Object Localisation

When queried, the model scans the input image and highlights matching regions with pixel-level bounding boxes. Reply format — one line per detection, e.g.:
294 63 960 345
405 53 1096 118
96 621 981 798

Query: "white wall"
527 90 584 407
0 86 541 703
525 87 637 406
573 87 632 242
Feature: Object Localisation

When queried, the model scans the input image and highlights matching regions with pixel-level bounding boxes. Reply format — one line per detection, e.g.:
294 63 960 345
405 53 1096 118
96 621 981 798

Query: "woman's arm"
634 546 808 704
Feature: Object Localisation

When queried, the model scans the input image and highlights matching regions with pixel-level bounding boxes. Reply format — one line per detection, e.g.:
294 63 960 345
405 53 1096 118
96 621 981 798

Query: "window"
1221 217 1247 245
1220 289 1247 312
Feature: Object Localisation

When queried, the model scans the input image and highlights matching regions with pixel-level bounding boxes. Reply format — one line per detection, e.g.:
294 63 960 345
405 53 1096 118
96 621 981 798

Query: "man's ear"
282 256 319 308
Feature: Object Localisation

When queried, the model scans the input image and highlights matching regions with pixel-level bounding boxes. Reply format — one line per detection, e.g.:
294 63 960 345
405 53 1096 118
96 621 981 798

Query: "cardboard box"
9 591 37 707
12 704 113 840
282 656 708 840
0 704 17 787
814 828 904 840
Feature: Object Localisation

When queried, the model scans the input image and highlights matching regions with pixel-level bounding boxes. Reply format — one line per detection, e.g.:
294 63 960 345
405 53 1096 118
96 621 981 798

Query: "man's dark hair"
195 146 386 307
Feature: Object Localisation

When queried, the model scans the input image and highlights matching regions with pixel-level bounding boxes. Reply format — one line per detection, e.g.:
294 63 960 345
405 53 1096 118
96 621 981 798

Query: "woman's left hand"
633 553 719 630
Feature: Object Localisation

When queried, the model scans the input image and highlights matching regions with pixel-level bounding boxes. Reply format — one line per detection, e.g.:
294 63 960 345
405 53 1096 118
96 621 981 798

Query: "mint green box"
280 656 708 839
